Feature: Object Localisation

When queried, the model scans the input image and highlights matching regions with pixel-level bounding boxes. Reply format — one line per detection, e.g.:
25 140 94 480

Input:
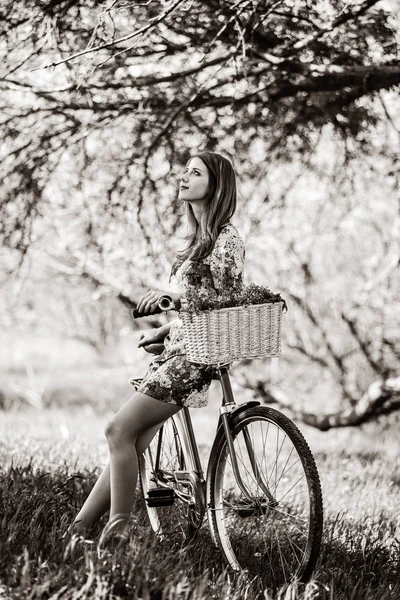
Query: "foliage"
0 0 399 253
185 282 288 312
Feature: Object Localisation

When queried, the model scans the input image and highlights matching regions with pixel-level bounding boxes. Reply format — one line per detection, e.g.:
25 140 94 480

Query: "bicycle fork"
218 366 277 507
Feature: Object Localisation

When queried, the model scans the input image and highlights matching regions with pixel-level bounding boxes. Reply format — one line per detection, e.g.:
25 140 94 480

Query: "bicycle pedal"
146 497 175 507
145 487 175 507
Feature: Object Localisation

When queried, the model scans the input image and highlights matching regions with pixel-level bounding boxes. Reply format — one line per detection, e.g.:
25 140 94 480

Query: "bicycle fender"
228 400 261 421
209 400 261 457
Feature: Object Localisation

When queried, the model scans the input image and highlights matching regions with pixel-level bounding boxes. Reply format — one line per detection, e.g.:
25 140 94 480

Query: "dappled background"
0 1 399 598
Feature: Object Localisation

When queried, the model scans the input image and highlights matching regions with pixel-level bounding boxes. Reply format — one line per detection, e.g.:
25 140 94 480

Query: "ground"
0 396 399 600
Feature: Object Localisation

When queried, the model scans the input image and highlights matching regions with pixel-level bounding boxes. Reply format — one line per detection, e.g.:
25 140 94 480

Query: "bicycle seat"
130 377 143 388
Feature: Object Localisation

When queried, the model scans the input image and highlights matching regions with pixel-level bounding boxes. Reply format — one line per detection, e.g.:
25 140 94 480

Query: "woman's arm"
158 318 178 336
180 227 245 310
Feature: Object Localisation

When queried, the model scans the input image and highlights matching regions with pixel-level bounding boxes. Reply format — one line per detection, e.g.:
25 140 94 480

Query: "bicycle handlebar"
132 295 177 319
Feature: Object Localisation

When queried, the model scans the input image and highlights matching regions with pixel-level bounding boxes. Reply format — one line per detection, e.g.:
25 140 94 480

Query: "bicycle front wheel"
207 406 323 591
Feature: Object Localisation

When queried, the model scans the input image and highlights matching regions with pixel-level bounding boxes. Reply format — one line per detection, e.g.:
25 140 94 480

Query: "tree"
1 0 399 253
1 0 399 425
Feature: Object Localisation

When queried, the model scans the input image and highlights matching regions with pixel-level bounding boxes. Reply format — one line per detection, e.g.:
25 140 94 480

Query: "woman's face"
178 157 210 202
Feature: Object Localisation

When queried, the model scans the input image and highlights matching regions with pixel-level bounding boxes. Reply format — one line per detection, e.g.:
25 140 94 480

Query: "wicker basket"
180 301 284 365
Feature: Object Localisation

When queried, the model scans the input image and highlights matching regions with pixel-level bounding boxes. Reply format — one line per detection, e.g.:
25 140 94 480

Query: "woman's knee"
104 417 136 448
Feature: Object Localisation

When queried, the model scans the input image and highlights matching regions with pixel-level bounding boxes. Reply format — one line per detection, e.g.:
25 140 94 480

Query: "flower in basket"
184 282 287 313
239 283 288 312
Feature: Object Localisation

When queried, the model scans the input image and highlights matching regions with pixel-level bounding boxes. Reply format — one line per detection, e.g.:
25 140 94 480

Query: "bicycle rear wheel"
139 413 204 545
207 406 323 591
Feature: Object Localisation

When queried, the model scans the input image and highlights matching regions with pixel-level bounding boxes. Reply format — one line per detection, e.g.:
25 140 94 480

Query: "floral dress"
134 223 245 408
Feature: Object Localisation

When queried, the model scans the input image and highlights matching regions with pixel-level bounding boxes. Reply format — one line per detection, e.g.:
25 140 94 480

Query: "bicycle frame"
217 365 276 505
152 404 207 519
153 363 276 510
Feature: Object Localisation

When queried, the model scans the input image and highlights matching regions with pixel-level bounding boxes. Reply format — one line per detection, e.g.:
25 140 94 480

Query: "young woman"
66 151 246 552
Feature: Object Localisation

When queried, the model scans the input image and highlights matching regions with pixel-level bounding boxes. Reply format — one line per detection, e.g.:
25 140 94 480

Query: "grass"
0 406 399 599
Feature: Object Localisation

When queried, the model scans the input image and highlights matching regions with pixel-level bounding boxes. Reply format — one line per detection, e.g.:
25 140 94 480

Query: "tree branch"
340 312 387 377
42 250 164 328
32 0 185 71
252 376 400 430
286 0 382 54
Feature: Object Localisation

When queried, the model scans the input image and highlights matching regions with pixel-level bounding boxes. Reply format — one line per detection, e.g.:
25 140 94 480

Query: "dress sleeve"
208 227 245 294
181 226 245 311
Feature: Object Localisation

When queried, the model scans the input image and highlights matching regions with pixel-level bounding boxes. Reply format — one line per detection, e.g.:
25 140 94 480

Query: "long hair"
177 152 238 263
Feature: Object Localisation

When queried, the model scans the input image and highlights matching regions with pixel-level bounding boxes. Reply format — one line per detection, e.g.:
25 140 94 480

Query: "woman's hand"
137 328 165 348
136 290 180 315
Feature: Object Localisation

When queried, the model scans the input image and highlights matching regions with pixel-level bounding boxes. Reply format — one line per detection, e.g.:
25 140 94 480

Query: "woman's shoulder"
208 223 245 266
217 222 245 246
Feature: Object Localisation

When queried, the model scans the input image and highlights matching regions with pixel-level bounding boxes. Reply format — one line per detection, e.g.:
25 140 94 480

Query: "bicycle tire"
139 413 204 544
206 406 323 591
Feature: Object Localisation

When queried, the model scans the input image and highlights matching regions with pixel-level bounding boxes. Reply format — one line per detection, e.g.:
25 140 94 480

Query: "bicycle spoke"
283 528 305 559
274 445 295 487
270 429 287 493
279 489 307 502
271 504 308 526
229 430 269 495
271 510 309 538
261 420 269 484
277 473 306 503
235 436 264 494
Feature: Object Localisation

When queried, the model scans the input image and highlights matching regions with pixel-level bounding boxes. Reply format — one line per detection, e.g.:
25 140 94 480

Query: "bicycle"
131 298 323 592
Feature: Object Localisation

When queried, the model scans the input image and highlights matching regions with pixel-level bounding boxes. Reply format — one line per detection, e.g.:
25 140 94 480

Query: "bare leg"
71 421 166 534
136 421 165 456
105 392 181 525
72 463 111 533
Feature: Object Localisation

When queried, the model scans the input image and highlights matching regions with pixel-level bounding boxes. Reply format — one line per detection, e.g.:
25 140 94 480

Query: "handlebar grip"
158 295 174 311
132 295 175 319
